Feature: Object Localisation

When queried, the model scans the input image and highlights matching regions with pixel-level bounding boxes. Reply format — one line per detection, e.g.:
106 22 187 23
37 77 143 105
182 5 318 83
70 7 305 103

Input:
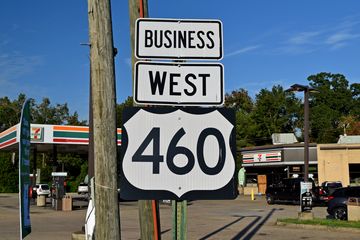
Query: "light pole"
287 84 318 215
286 84 317 182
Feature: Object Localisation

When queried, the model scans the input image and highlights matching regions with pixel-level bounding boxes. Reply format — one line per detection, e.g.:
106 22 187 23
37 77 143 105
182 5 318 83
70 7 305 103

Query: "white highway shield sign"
120 107 237 200
135 18 223 60
134 61 224 106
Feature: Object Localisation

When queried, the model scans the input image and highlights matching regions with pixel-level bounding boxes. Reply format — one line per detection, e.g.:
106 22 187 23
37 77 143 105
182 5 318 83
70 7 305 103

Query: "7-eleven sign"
31 127 44 142
255 153 266 162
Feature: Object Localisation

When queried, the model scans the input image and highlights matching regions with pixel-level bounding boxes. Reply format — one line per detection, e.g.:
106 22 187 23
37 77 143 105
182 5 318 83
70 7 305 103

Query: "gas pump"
51 172 67 210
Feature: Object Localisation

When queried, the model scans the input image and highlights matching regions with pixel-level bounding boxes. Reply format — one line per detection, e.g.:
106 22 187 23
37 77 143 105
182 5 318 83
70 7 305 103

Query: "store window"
349 164 360 186
246 174 258 185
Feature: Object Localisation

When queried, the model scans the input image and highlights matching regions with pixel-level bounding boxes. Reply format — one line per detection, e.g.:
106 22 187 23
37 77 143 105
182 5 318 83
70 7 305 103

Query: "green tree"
338 115 358 135
224 89 256 167
307 73 357 143
224 89 255 147
32 97 70 124
348 121 360 135
0 94 86 130
0 94 87 192
0 94 26 132
116 96 133 127
350 83 360 118
251 85 301 145
66 111 87 126
224 88 253 113
0 153 18 192
57 154 87 192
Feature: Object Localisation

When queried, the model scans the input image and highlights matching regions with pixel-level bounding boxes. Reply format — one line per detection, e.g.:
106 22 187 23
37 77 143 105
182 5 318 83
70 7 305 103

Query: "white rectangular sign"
135 18 223 60
134 61 224 106
51 172 68 177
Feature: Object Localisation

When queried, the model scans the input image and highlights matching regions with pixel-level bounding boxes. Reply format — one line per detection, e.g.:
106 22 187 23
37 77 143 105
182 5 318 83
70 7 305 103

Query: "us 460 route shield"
119 107 237 200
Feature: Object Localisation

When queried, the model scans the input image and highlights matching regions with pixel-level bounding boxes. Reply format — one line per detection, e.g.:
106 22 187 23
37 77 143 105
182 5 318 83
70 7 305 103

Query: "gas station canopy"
0 124 122 154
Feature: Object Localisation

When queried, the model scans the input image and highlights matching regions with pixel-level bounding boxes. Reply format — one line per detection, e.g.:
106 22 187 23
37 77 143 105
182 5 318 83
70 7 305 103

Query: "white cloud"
0 53 42 81
0 52 43 98
225 45 261 57
325 31 360 45
288 31 321 45
277 16 360 54
329 42 347 50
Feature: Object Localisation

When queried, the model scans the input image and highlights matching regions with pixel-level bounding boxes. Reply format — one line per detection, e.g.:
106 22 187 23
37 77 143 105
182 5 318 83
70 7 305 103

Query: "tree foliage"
225 86 302 141
224 88 253 113
32 97 87 125
0 94 86 192
0 94 87 132
252 85 301 144
307 72 359 143
1 72 359 192
224 90 255 144
116 96 133 127
226 74 359 148
0 94 26 132
0 152 18 192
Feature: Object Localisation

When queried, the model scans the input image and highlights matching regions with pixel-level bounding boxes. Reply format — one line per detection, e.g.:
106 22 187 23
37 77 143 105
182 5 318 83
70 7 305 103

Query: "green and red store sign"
0 124 122 151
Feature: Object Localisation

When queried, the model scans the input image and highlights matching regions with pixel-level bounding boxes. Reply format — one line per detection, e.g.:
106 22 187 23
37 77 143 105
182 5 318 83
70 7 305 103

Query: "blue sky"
1 1 359 121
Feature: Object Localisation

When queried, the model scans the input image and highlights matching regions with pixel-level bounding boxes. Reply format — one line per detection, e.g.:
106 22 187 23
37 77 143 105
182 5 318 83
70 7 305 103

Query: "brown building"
240 135 360 195
240 143 318 194
317 143 360 187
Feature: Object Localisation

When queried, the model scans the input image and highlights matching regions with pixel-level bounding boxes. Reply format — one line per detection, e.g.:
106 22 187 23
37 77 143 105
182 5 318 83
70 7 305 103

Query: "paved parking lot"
0 193 359 240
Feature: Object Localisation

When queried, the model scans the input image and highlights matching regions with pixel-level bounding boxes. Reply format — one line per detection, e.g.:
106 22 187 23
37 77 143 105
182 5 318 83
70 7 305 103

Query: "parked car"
78 182 89 195
34 184 51 197
327 186 360 220
266 178 316 205
318 181 342 202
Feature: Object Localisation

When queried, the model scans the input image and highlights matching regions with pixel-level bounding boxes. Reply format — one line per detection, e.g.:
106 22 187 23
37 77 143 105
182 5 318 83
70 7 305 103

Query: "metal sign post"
172 200 187 240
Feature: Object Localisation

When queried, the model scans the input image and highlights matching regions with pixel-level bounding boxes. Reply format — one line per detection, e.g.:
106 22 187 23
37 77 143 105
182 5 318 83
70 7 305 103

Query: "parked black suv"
327 186 360 220
266 178 316 204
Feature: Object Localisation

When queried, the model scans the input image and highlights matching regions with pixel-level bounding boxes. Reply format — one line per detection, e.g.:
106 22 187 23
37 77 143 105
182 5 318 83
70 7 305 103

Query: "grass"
278 218 360 229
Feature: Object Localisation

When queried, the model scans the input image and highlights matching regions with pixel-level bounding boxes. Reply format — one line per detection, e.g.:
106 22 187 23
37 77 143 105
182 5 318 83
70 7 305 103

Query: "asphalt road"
0 193 359 240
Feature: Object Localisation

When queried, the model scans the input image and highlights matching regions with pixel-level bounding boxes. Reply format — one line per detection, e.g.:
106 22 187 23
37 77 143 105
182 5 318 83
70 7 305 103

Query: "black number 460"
132 127 226 175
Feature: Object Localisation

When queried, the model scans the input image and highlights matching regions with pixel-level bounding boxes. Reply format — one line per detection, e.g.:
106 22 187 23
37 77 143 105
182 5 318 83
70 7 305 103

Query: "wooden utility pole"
129 1 161 239
88 60 94 180
129 0 148 71
88 0 121 239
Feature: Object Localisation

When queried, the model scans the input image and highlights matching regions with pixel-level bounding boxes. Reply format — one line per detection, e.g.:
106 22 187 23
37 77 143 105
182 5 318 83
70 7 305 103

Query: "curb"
276 221 360 233
72 231 86 240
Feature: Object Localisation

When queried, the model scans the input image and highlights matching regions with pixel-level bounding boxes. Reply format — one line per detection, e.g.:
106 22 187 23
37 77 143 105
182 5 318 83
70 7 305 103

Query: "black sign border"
135 18 223 60
119 107 238 201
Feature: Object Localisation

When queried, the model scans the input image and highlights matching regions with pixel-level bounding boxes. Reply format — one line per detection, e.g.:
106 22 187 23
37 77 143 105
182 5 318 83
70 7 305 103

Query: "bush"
0 153 18 193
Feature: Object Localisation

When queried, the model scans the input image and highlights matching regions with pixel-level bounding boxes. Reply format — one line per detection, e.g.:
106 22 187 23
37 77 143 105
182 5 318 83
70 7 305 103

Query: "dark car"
327 186 360 220
318 181 342 202
266 178 316 205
